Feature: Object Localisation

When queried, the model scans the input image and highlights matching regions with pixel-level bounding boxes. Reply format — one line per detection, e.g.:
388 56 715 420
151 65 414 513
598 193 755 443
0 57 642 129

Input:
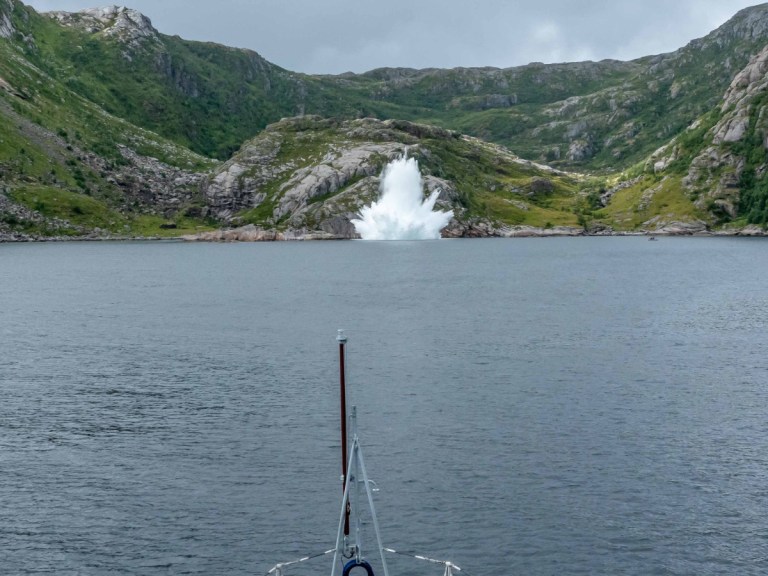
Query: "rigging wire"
384 547 475 576
263 548 335 576
265 548 488 576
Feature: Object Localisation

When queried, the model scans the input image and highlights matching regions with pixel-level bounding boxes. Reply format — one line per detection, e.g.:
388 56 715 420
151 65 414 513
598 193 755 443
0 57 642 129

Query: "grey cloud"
24 0 760 73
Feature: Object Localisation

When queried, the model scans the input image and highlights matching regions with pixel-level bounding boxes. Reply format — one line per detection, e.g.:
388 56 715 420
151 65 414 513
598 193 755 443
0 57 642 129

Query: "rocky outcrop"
182 224 343 242
722 44 768 110
643 218 709 235
567 139 594 161
46 6 159 50
734 224 768 236
0 0 14 39
109 145 207 214
712 44 768 152
442 218 585 238
202 118 406 226
683 146 742 215
203 117 467 233
680 44 768 216
273 142 401 222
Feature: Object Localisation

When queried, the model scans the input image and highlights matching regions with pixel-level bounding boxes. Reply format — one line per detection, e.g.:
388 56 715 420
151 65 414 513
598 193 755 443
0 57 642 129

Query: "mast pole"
337 329 351 537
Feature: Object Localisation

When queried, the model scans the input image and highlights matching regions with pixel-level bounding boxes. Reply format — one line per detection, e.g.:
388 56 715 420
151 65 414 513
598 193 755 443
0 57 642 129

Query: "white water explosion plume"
351 153 453 240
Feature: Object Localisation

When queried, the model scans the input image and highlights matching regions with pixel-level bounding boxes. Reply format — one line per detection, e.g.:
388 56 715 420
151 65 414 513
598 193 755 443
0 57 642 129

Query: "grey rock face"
320 215 359 238
182 224 343 242
442 218 584 238
737 224 767 236
0 0 14 39
203 118 409 225
111 145 207 213
203 134 283 220
274 143 401 221
721 44 768 110
680 44 768 216
647 220 709 235
715 44 768 147
567 139 594 161
45 5 160 59
47 6 158 44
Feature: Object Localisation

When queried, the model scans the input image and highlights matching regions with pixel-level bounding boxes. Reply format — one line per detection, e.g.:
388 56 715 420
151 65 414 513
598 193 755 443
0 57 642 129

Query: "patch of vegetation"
126 214 214 237
478 191 580 227
665 109 720 174
596 175 707 229
414 133 581 222
9 185 126 231
239 197 278 226
732 94 768 226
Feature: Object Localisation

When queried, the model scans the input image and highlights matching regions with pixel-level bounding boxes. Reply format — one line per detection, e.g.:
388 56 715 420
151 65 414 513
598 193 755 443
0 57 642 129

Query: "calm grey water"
1 238 768 576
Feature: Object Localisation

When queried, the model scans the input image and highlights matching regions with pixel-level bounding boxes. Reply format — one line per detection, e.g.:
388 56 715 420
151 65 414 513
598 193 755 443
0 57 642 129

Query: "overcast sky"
24 0 763 74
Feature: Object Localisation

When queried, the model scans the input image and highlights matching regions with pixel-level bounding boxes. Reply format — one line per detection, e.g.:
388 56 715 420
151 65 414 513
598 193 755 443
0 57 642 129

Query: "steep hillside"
7 1 768 171
3 2 317 159
2 0 768 240
0 0 218 239
604 41 768 232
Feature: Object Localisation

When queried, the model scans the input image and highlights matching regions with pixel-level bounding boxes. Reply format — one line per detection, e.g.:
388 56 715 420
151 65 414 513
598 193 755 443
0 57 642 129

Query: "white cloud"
531 21 562 45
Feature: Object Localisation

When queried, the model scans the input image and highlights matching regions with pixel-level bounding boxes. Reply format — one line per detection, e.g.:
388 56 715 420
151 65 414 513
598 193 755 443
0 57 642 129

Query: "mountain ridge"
2 0 768 240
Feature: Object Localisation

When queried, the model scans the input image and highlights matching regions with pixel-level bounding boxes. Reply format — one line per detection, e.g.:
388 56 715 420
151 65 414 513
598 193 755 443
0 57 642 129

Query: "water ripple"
2 238 768 575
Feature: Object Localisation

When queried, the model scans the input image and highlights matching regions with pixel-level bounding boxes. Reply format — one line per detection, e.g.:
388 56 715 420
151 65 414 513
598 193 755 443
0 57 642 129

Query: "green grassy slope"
7 1 768 172
0 3 217 237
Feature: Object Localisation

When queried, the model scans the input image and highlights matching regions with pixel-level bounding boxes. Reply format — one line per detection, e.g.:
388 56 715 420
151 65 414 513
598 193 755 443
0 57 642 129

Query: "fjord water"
1 238 767 575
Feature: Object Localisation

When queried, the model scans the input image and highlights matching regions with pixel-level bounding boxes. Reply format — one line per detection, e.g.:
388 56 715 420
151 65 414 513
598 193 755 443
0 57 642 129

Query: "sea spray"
351 154 453 240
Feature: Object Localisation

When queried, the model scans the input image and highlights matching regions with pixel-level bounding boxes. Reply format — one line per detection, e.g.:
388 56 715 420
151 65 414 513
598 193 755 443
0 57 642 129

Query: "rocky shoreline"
0 232 174 243
180 224 767 241
6 222 765 243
